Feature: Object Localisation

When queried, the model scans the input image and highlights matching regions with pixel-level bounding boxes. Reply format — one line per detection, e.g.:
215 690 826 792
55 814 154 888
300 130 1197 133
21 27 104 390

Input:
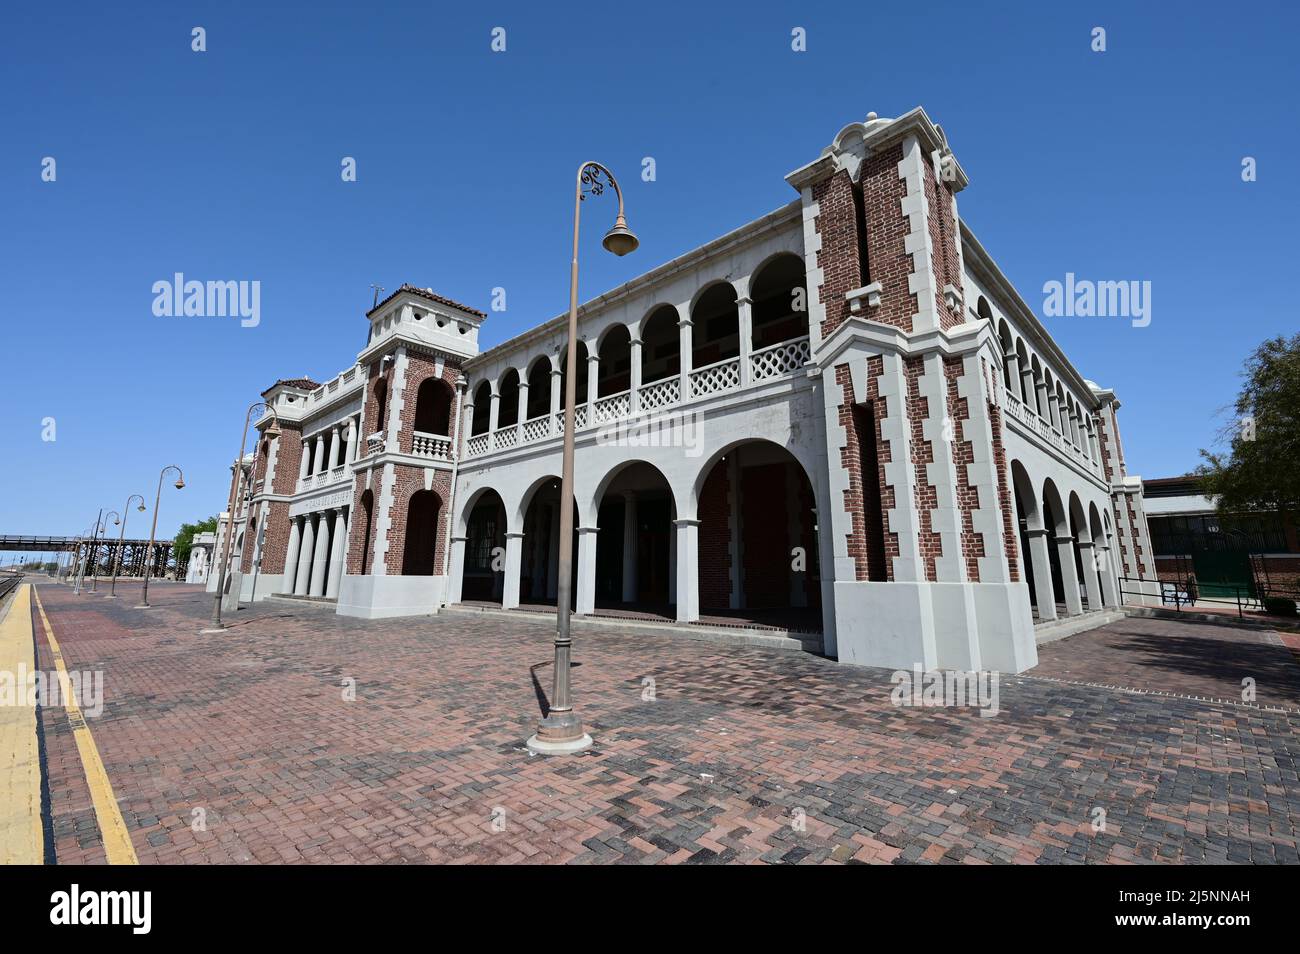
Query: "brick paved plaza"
24 582 1300 864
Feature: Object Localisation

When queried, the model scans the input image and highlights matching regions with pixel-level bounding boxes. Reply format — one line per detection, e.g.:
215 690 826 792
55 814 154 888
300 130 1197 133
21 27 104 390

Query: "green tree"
1197 334 1300 515
173 515 219 568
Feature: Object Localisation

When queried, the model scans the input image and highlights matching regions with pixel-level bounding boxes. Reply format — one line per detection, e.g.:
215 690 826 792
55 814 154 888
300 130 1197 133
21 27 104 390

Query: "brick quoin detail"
905 356 941 581
835 365 870 581
397 351 463 455
812 169 862 339
383 465 452 576
859 144 915 333
944 357 984 581
1096 413 1115 483
987 402 1020 582
922 158 963 332
1125 494 1146 574
698 462 732 608
257 501 293 574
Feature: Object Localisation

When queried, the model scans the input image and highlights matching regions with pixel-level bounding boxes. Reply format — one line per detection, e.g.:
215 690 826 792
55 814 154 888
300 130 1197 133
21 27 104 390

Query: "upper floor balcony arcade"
458 207 814 464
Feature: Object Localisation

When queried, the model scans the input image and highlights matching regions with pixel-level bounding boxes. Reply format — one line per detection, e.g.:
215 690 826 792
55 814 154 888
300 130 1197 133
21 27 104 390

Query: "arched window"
525 358 551 420
750 255 808 350
413 377 452 435
358 489 374 575
497 369 521 428
373 377 389 435
640 306 680 384
691 283 739 367
471 382 491 436
597 326 631 397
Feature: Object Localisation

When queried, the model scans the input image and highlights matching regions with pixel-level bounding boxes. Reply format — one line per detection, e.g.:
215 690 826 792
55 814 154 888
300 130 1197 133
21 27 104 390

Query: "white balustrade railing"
592 390 631 424
689 356 741 398
493 426 519 449
750 336 810 381
366 431 384 455
639 377 680 411
412 430 452 461
522 417 550 443
465 434 489 457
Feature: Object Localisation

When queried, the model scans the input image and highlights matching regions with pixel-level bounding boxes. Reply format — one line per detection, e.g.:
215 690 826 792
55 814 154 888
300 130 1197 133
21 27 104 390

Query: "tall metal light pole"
136 466 185 608
106 495 146 598
527 161 638 756
92 511 119 593
207 402 281 632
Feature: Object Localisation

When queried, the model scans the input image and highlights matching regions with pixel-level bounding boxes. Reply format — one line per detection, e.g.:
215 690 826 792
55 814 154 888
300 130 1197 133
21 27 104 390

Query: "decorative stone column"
309 512 331 597
299 442 311 481
1098 543 1120 607
621 492 638 603
326 508 348 598
1055 533 1084 616
1020 365 1036 409
575 526 599 615
673 518 700 622
448 535 467 603
628 337 642 414
677 312 693 400
329 426 342 470
345 420 358 463
1077 539 1104 611
294 515 315 596
586 351 599 406
488 391 500 448
516 381 528 441
282 517 302 595
312 435 326 475
1004 349 1022 402
549 367 562 436
1035 381 1050 424
1025 527 1056 621
736 294 753 386
502 531 524 609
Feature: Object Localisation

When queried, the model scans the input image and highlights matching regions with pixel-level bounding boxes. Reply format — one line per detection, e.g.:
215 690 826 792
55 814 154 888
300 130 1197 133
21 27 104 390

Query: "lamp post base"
527 708 593 755
526 732 593 756
132 604 152 610
198 625 228 634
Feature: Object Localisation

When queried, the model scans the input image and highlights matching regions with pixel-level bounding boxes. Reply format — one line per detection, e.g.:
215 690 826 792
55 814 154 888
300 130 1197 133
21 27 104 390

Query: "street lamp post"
106 495 147 598
87 510 105 593
206 402 280 632
93 511 119 593
74 518 99 595
527 161 638 756
136 466 185 609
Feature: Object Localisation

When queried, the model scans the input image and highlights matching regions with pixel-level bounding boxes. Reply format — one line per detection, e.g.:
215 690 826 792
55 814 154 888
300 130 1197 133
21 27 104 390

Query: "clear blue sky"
1 0 1296 548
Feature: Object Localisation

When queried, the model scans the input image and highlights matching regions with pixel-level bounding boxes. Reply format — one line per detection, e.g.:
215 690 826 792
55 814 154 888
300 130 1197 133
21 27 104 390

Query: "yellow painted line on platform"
31 587 138 865
0 584 44 864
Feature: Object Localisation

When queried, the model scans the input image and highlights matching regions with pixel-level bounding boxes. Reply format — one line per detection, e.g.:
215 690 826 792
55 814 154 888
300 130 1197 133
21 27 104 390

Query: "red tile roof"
260 377 322 397
368 283 486 319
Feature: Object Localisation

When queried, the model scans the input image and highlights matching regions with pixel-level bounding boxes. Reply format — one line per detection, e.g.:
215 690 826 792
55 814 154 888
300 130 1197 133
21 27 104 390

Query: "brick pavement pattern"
28 582 1300 864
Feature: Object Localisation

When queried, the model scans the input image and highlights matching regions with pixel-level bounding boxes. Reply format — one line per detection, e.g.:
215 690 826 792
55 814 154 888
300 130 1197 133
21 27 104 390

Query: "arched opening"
997 318 1014 393
373 377 389 435
694 441 821 627
497 369 521 429
413 377 453 435
525 358 551 420
750 254 808 350
691 283 739 368
1029 355 1044 417
471 381 491 436
516 477 578 608
597 325 631 397
1015 338 1030 404
640 306 680 385
592 462 675 610
1010 460 1042 616
460 489 506 603
357 489 374 575
1042 480 1070 615
401 490 443 576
